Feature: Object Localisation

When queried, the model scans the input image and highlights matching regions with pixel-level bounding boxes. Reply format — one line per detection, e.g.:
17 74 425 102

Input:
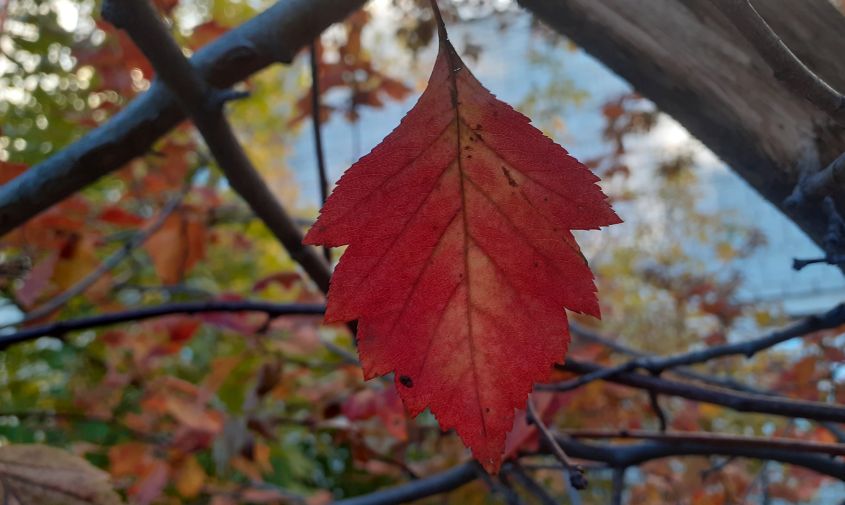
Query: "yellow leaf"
753 309 772 327
716 241 735 261
174 455 206 498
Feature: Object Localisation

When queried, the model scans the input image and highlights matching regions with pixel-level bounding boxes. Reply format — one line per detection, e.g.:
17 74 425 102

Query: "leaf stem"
525 398 587 490
429 0 448 42
309 40 331 263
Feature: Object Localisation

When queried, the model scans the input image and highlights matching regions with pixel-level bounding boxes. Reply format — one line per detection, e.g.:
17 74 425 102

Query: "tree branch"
4 191 185 329
331 461 477 505
554 437 845 480
638 303 845 371
563 429 845 457
0 301 325 349
557 303 845 392
100 0 332 292
550 359 845 424
786 152 845 208
0 0 365 237
709 0 845 125
329 431 845 505
526 398 587 490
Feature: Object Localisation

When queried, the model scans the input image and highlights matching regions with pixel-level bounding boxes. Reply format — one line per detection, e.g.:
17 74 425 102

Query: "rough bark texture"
518 0 845 249
0 0 366 236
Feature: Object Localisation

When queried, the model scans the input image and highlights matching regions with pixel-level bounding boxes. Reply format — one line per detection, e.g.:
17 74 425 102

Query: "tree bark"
518 0 845 249
0 0 366 236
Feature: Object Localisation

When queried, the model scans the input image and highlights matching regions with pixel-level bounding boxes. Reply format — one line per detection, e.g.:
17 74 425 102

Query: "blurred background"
1 0 844 503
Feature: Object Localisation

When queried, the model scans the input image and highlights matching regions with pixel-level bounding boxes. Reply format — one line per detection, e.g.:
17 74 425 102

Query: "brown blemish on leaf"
501 166 518 187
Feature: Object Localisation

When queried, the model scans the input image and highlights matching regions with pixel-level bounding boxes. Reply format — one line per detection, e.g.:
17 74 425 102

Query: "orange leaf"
164 394 223 434
98 206 145 227
304 26 619 472
173 455 206 498
0 161 27 184
145 209 207 284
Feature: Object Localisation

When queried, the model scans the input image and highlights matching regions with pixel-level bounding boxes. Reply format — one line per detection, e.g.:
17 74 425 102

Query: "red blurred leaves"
290 12 411 127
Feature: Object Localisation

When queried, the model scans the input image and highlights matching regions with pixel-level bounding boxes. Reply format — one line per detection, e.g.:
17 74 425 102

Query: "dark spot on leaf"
475 123 482 130
399 375 414 388
501 166 518 187
533 261 539 267
485 407 490 413
466 154 472 159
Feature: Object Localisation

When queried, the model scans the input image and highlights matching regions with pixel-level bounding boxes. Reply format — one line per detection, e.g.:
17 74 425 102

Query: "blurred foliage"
0 0 842 504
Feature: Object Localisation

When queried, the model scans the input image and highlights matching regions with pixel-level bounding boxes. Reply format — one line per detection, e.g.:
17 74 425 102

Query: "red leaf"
98 206 145 227
0 161 27 184
188 21 229 50
15 252 58 308
305 33 619 472
343 385 408 441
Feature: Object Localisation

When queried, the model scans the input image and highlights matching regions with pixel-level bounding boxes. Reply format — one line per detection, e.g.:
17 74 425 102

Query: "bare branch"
550 359 845 424
710 0 845 125
3 191 185 329
0 300 325 349
786 152 845 206
0 0 365 237
563 429 845 457
329 432 845 505
331 461 477 505
309 41 332 263
610 468 625 505
526 398 587 490
503 462 558 505
558 303 845 392
554 437 845 481
101 0 331 292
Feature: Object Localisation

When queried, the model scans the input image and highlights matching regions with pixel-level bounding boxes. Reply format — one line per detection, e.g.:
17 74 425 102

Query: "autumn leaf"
0 444 123 505
145 207 207 285
304 12 619 472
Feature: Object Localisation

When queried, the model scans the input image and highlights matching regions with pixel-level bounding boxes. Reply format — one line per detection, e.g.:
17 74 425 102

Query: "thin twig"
100 0 332 293
610 467 625 505
554 437 845 480
0 300 325 349
429 0 449 42
562 429 845 457
571 322 767 392
476 466 524 505
647 387 668 432
3 191 185 329
552 359 845 424
570 322 845 441
526 398 587 490
309 40 332 263
710 0 845 125
503 462 557 505
331 461 477 505
557 303 845 390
